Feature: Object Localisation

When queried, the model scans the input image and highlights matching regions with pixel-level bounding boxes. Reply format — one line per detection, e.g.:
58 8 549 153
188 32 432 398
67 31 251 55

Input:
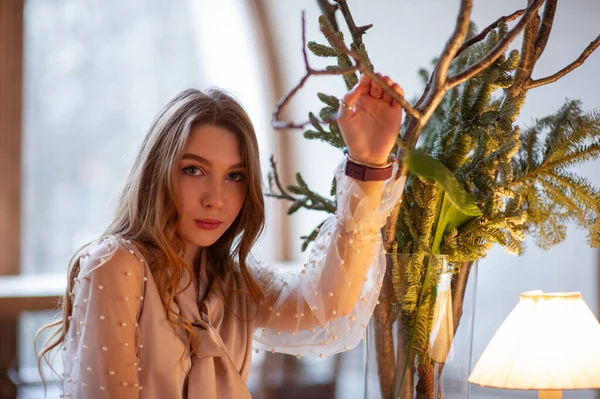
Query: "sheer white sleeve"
251 157 405 358
62 236 145 398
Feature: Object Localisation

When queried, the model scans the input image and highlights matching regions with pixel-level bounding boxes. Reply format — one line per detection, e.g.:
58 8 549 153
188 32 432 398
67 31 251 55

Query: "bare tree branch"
267 153 336 215
334 0 373 47
457 8 525 57
273 3 417 130
266 155 297 202
272 11 359 129
316 0 339 32
413 75 433 111
431 0 473 95
414 6 524 111
528 34 600 89
447 0 545 89
534 0 557 61
401 0 473 150
319 21 420 120
508 0 541 99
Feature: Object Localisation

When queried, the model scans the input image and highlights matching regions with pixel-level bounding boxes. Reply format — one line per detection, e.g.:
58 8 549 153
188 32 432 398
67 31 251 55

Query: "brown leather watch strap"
345 158 393 181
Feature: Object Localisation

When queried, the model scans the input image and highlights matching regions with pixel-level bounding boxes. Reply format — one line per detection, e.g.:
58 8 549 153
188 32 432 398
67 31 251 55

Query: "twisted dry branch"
528 34 600 89
266 155 297 202
447 0 546 89
414 6 525 111
333 0 372 47
271 11 359 130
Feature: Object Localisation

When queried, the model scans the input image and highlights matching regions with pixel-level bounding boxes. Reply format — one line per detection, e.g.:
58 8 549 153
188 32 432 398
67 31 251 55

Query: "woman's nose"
200 180 224 209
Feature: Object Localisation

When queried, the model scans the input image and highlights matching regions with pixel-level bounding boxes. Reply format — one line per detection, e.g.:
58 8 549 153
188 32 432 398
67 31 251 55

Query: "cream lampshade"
469 291 600 399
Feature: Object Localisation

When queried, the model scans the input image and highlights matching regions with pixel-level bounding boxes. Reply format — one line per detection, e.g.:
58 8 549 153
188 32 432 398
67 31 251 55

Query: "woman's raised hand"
337 73 404 166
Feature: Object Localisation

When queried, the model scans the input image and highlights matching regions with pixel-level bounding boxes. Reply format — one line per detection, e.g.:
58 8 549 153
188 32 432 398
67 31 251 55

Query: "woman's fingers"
381 76 394 104
340 72 405 116
373 74 403 107
339 74 371 118
343 74 371 106
369 73 384 99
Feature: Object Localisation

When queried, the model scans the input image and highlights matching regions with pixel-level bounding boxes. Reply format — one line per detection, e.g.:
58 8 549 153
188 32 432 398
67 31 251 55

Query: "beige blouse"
60 159 405 398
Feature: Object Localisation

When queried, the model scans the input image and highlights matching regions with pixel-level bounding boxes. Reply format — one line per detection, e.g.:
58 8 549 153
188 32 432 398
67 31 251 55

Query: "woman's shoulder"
77 235 147 278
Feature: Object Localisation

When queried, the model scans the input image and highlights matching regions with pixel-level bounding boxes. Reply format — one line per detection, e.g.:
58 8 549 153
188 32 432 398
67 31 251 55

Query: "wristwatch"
344 156 394 181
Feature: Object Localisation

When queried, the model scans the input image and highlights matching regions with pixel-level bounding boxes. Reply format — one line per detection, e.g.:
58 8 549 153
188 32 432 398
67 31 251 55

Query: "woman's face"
175 124 247 254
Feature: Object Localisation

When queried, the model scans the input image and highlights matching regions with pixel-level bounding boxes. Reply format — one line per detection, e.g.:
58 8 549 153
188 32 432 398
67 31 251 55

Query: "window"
22 0 276 275
19 0 277 394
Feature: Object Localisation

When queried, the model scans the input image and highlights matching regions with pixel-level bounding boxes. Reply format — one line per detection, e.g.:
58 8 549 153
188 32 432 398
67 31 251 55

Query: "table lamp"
469 291 600 399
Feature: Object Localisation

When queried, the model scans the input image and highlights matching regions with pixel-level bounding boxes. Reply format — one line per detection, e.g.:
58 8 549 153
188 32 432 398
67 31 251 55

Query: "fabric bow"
188 306 228 358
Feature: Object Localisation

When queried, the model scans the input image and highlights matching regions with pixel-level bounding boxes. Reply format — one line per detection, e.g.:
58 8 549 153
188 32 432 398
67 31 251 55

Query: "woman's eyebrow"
181 153 245 169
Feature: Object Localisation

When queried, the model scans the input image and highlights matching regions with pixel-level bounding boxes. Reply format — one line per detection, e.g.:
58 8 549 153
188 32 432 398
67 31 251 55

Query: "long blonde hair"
35 88 266 385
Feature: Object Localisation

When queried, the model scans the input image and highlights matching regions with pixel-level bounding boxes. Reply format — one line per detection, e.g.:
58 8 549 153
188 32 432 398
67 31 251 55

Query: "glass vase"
363 253 479 399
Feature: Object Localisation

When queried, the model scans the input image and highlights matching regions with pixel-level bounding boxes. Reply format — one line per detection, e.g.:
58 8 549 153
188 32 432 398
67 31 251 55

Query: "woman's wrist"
342 147 396 182
343 147 395 168
347 155 391 168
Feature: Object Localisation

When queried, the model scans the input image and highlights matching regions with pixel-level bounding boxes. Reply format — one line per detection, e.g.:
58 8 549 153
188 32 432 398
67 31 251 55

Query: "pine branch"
267 155 337 251
589 219 600 248
456 8 525 57
538 176 588 223
317 15 361 90
521 125 541 171
266 155 336 215
300 221 327 251
448 0 545 89
401 1 541 153
318 17 419 119
302 94 347 148
307 41 338 58
511 102 600 186
545 141 600 171
547 171 600 215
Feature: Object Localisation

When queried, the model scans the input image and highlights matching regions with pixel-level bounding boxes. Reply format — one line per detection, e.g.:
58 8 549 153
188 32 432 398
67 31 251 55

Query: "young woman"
36 73 405 398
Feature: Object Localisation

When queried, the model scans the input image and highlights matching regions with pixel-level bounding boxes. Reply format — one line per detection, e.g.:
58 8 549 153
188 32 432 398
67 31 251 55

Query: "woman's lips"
195 219 222 230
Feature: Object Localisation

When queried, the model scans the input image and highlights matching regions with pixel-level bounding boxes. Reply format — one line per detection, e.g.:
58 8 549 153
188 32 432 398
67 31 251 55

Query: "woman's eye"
182 166 204 176
228 172 246 182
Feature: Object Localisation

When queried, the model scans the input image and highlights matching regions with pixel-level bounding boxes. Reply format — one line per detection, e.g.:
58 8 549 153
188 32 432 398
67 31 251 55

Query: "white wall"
263 1 600 398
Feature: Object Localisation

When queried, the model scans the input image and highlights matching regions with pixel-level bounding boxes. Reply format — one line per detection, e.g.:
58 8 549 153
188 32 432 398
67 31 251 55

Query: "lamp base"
539 390 562 399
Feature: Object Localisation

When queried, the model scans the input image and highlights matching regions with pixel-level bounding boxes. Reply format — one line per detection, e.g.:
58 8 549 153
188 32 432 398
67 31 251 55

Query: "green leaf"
431 193 475 254
404 149 482 217
404 148 482 254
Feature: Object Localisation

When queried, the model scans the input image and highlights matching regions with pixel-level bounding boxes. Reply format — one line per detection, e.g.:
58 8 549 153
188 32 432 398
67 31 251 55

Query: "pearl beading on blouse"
251 159 405 358
61 237 146 397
